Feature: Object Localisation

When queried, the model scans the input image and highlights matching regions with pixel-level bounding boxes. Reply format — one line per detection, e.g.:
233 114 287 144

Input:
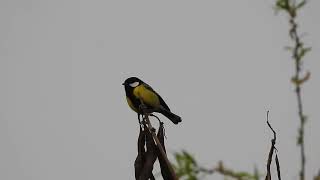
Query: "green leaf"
296 0 307 10
299 47 312 58
276 0 290 10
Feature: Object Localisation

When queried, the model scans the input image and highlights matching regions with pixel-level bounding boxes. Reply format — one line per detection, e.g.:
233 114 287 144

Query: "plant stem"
289 13 306 180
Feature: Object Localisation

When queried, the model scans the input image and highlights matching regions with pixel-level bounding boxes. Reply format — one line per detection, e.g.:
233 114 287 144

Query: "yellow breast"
133 85 160 108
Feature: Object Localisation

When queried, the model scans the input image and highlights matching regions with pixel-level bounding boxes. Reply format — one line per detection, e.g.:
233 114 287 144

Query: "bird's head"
122 77 143 88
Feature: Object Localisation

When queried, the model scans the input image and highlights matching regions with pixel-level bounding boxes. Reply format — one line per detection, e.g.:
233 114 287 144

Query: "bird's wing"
143 82 171 111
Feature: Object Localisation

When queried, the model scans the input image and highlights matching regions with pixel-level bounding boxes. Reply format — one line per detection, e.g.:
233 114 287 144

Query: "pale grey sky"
1 0 319 179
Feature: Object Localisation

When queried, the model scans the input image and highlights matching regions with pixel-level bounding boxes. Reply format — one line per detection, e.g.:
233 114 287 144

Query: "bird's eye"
129 81 140 87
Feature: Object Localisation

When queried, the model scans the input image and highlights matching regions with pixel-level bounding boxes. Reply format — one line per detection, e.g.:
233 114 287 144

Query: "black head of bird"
122 77 142 88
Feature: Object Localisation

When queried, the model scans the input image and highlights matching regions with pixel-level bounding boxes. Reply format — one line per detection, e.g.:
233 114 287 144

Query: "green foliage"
214 161 260 180
172 151 261 180
275 0 307 17
173 151 199 180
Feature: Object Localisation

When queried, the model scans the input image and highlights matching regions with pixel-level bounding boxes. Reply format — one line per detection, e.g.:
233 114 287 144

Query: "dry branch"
138 121 157 180
134 103 178 180
265 111 281 180
134 126 146 179
157 121 174 180
143 113 178 180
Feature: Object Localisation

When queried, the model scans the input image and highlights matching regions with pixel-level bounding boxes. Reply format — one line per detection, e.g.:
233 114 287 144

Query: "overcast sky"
1 0 319 179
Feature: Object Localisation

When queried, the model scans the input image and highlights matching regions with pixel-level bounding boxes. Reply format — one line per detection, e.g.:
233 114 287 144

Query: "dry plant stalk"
265 111 281 180
143 113 178 180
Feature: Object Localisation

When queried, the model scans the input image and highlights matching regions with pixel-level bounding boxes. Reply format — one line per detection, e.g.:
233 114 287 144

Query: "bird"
122 77 182 124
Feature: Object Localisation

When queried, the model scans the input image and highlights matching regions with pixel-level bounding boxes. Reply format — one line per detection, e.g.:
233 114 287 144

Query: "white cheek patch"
129 81 140 87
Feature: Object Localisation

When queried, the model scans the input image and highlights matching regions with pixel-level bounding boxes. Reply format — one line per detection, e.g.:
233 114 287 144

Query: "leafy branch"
173 151 260 180
275 1 311 180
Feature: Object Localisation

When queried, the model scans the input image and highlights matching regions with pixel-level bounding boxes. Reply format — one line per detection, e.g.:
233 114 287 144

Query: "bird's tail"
160 108 182 124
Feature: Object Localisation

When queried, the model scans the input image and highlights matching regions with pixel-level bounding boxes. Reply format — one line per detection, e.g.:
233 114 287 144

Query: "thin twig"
267 111 276 142
290 16 307 180
275 154 282 180
265 111 277 180
265 111 281 180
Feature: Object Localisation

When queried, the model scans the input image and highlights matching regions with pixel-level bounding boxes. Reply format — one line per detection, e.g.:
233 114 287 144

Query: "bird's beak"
122 82 125 85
